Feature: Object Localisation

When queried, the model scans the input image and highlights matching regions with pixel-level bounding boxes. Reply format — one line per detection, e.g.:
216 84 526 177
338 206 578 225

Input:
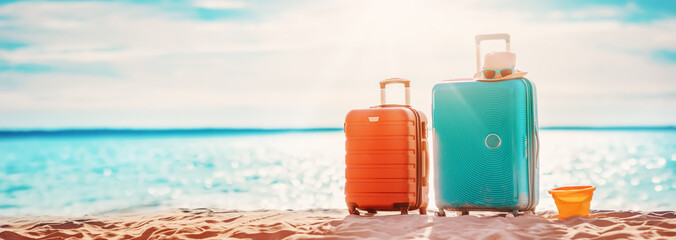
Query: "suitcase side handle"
379 78 410 106
475 33 511 72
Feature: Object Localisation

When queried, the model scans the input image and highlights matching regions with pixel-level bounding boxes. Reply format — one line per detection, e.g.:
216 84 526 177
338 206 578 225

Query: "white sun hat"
473 33 527 81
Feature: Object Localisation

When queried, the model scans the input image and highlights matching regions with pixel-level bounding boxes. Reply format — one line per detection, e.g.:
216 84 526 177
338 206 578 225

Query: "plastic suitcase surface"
345 78 429 215
432 34 539 216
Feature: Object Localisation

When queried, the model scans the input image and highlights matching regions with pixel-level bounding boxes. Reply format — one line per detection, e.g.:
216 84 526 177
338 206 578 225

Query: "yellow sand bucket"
548 186 596 219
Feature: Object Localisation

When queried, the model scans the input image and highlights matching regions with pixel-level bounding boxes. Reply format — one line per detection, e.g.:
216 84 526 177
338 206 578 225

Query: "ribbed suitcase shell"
345 106 429 214
432 78 538 214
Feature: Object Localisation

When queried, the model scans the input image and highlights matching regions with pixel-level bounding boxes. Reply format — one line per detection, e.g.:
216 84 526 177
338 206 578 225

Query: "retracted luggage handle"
475 33 511 72
379 78 410 106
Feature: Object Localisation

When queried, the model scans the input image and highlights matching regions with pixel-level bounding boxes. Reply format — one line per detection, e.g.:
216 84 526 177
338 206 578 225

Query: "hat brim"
473 70 528 81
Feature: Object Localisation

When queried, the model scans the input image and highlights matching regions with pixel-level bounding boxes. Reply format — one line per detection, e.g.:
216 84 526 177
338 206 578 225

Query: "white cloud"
192 0 245 9
0 0 674 128
571 3 638 19
547 2 640 21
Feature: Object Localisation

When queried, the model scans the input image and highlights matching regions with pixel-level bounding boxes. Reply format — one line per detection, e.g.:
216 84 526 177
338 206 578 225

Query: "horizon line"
0 127 343 137
0 126 674 138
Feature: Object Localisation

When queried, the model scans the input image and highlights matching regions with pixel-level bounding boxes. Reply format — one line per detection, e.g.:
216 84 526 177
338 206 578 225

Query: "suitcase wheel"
419 207 427 215
400 207 409 215
458 211 469 216
367 209 377 214
394 203 410 215
347 203 360 215
435 210 446 217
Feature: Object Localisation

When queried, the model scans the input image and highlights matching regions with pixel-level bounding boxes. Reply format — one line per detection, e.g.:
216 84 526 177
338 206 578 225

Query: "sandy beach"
1 209 674 240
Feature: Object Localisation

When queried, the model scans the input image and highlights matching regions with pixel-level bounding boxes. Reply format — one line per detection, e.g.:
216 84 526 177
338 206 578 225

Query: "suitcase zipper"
520 78 538 211
409 107 424 210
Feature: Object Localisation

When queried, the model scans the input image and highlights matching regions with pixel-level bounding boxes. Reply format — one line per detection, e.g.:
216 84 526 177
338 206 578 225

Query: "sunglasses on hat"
482 67 514 80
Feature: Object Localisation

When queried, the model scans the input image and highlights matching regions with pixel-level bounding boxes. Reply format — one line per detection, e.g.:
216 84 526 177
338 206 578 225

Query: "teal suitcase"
432 34 539 216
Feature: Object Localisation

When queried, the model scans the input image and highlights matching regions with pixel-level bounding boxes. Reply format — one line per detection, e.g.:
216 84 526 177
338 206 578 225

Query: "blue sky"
0 0 674 129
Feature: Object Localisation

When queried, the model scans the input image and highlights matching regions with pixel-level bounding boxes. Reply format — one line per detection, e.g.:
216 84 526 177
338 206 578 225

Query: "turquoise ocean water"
0 129 674 216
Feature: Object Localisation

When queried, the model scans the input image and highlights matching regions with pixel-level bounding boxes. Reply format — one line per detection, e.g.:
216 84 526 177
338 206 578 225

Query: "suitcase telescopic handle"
475 33 511 72
379 78 410 106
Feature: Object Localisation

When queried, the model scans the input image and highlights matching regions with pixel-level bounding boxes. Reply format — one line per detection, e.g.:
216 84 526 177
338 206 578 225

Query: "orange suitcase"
344 78 429 215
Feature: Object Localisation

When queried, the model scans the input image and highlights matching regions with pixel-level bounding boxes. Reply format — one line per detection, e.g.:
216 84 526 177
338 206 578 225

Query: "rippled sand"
1 209 674 239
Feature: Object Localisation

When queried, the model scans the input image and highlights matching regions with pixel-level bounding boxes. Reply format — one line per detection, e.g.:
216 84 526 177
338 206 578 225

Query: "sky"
0 0 674 129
